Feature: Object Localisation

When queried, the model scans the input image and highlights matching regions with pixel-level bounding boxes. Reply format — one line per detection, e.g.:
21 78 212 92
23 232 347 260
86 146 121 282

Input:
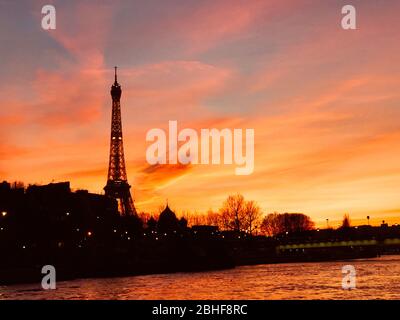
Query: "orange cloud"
138 163 192 190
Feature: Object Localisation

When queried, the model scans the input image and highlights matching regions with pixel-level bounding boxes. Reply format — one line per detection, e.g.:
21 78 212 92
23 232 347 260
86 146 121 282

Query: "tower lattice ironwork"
104 67 137 216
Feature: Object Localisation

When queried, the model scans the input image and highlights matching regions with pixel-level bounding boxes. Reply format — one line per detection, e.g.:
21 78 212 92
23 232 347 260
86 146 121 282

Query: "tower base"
104 180 137 216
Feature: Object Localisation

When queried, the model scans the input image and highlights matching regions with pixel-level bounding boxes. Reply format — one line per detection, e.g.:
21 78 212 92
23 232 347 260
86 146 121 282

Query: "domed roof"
158 204 179 233
159 204 176 219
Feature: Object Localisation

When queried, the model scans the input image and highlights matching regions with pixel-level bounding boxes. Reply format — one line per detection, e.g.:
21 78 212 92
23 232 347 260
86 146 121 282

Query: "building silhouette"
158 204 179 233
104 67 137 216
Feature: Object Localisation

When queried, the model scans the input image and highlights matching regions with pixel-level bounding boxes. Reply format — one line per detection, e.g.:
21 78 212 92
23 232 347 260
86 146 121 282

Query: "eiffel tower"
104 67 137 216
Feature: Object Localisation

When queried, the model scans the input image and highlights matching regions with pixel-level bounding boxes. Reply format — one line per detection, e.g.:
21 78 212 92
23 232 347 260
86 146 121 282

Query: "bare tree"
206 209 222 228
138 212 152 224
180 211 208 227
341 213 351 228
244 200 262 235
219 194 246 232
218 194 263 234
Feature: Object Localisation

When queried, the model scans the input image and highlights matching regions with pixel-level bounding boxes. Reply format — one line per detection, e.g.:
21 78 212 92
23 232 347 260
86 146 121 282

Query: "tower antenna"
114 66 118 83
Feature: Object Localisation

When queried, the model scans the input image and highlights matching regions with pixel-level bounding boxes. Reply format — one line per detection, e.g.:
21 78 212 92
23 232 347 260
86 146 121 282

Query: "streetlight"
1 211 7 217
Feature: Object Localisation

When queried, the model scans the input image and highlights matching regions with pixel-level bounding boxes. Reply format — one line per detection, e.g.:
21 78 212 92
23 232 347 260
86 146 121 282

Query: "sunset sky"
1 0 400 226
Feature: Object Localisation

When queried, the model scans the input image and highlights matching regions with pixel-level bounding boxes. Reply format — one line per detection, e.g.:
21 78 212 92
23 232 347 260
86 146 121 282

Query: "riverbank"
0 237 380 286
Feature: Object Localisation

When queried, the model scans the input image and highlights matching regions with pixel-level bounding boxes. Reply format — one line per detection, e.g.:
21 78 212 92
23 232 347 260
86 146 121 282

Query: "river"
1 255 400 299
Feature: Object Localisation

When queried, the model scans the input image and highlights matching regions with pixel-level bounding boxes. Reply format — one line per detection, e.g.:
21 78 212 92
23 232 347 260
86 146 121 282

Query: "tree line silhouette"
139 193 315 237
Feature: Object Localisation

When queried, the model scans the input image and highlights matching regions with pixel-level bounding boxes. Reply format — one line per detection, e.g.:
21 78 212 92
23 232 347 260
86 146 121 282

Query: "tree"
341 214 351 228
138 212 151 224
260 213 282 236
244 200 262 235
219 194 263 234
219 194 246 232
282 213 315 233
260 213 315 236
183 211 207 226
206 209 222 228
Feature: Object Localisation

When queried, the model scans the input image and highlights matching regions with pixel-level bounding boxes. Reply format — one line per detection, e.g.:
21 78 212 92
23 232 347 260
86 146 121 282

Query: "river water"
1 255 400 300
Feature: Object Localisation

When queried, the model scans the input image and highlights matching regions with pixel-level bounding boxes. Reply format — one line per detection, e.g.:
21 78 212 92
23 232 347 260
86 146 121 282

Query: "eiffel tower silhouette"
104 67 137 216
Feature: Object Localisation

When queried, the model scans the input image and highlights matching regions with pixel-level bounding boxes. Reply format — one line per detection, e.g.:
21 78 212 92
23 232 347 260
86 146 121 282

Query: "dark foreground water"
1 255 400 300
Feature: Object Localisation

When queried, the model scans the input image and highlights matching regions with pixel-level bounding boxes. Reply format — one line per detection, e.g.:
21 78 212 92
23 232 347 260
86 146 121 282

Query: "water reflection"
2 256 400 300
